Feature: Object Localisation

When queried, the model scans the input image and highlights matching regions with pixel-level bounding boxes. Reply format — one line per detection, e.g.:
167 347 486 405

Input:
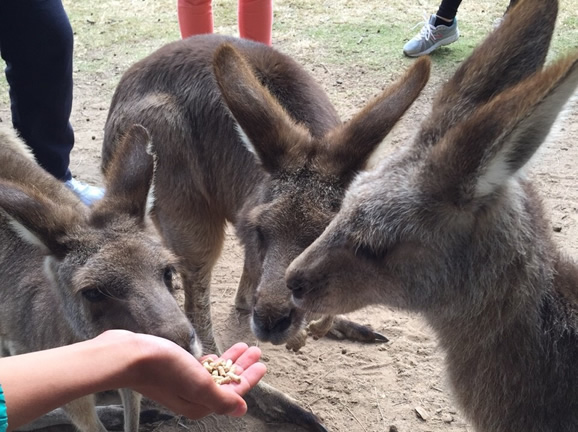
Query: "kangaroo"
286 1 578 431
100 35 429 430
0 124 201 432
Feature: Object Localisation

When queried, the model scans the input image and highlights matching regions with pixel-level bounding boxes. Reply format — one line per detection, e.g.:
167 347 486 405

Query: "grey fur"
0 125 200 432
101 36 429 430
287 0 578 431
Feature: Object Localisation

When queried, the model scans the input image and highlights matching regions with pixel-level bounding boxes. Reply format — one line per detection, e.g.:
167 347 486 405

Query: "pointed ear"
0 182 85 259
419 0 558 147
0 125 84 209
213 43 312 172
93 124 155 225
427 55 578 204
319 57 430 175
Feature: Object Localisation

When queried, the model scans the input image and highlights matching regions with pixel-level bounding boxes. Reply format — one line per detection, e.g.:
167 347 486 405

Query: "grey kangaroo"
101 35 429 429
0 124 201 432
286 0 578 431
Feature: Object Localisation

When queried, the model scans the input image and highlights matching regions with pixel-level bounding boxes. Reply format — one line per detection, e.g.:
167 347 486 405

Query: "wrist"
88 330 154 391
103 331 178 391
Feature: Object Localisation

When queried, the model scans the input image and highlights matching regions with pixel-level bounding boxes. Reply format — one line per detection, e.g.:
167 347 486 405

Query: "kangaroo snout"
187 328 203 358
158 326 202 358
167 325 202 358
251 305 297 345
286 271 311 300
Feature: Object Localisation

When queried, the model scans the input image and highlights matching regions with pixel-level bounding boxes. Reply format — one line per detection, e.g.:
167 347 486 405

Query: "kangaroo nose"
253 309 293 335
286 272 310 300
178 328 196 353
271 313 292 334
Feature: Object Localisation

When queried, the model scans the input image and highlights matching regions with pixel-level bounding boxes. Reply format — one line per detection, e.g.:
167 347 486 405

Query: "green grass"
1 0 577 113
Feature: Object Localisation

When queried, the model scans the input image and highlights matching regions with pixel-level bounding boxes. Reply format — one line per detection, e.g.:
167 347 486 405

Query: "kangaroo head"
0 125 201 356
213 43 430 344
286 0 577 320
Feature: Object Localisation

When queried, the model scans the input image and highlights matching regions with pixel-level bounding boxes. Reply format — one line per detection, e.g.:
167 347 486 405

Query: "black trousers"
0 0 74 181
436 0 463 20
437 0 519 21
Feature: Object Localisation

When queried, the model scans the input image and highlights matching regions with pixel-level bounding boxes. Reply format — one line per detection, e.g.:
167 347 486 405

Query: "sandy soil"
4 5 578 432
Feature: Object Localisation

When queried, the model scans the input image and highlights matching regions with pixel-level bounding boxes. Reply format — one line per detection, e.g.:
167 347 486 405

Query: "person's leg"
177 0 213 39
238 0 273 46
435 0 463 24
0 0 74 181
402 0 461 57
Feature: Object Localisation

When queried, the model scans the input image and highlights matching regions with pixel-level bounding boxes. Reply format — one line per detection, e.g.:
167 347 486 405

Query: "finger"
240 362 267 388
230 346 262 373
189 375 246 416
175 397 215 420
221 362 267 396
219 342 249 363
208 389 247 417
226 399 248 417
237 363 267 393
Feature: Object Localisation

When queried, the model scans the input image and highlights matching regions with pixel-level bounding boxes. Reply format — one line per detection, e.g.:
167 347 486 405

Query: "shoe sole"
403 31 460 57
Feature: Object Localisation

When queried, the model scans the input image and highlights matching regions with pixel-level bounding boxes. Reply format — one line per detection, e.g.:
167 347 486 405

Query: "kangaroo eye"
354 243 386 261
81 287 107 303
163 266 176 290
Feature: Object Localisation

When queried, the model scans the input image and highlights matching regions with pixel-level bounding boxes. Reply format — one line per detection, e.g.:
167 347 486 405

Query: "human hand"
118 333 266 419
200 342 267 400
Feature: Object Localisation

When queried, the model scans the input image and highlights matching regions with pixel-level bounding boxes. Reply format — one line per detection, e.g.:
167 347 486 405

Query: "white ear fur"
145 138 157 218
474 70 578 199
235 122 262 163
43 256 59 286
2 211 50 254
474 130 522 198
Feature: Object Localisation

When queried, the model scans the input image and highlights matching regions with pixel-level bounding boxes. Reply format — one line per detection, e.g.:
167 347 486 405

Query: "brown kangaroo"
0 124 200 432
286 0 578 431
101 35 429 430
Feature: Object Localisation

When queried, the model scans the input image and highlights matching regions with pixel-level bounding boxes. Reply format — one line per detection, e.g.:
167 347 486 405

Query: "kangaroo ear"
418 0 558 147
213 43 312 173
0 125 84 209
319 57 430 176
0 182 85 259
427 55 578 204
93 124 155 225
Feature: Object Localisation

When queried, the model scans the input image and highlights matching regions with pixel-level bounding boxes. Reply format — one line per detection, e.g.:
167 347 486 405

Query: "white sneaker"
64 178 105 206
403 14 460 57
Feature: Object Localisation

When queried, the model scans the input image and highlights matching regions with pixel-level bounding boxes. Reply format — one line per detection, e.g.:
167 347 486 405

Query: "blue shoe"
403 14 460 57
64 178 105 206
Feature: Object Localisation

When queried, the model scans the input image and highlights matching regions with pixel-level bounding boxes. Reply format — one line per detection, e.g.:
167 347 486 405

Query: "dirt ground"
2 1 578 432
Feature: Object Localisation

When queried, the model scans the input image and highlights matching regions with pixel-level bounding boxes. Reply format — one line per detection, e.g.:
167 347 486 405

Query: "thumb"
226 399 248 417
206 388 247 416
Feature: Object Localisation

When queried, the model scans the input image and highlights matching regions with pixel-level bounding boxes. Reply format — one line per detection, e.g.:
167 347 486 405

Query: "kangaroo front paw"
285 328 308 352
307 315 335 339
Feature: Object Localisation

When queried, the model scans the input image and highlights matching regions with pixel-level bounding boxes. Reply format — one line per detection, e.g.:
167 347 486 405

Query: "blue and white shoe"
64 177 105 206
403 14 460 57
